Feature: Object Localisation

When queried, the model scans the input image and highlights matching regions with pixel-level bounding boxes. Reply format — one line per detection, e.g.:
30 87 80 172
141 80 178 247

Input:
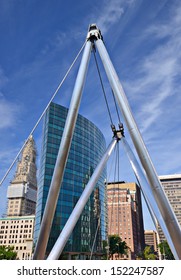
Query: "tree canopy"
108 235 128 259
143 246 157 260
136 246 157 260
0 245 17 260
158 240 174 260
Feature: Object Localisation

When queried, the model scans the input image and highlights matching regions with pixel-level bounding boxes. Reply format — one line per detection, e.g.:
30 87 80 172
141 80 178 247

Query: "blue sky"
0 0 181 230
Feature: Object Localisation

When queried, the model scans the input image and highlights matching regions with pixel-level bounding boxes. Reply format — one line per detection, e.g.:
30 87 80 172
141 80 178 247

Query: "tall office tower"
7 135 37 216
107 182 145 259
34 102 107 259
144 230 158 255
158 174 181 243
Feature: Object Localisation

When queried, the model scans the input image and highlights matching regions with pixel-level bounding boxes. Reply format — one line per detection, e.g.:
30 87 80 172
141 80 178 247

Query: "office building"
158 174 181 242
34 102 107 259
7 135 37 216
0 215 35 260
144 230 158 254
107 182 145 259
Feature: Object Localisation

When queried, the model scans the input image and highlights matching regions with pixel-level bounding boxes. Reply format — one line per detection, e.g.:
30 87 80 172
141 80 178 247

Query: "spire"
12 135 37 187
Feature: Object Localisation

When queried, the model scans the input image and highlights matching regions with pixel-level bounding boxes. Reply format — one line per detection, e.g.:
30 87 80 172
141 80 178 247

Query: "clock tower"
7 135 37 216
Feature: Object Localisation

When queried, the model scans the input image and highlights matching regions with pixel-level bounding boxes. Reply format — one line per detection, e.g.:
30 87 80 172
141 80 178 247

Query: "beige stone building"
7 135 37 216
144 230 158 254
0 215 35 259
0 135 37 259
158 174 181 242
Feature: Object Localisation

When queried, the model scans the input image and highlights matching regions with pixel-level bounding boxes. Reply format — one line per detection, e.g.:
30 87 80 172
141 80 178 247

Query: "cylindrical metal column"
33 40 92 260
47 138 117 260
95 38 181 259
121 137 179 259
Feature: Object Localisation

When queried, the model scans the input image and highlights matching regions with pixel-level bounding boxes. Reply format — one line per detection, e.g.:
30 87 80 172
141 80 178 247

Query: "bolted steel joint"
111 124 125 141
87 24 103 41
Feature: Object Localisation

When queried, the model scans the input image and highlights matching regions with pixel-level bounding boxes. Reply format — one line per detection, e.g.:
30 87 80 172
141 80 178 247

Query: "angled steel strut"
47 137 118 260
34 24 181 260
90 23 181 259
33 33 93 260
120 136 179 259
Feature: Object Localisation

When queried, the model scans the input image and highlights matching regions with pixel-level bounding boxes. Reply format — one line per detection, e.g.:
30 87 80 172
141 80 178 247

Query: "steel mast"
33 32 92 260
120 136 178 258
34 24 181 260
91 24 181 259
47 137 118 260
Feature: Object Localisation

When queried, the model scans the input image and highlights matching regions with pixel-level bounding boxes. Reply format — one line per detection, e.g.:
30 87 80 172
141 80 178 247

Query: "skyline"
0 0 181 230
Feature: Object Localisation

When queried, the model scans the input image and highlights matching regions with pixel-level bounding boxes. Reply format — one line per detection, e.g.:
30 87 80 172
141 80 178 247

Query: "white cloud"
97 0 135 34
124 2 181 135
146 3 181 40
0 98 21 129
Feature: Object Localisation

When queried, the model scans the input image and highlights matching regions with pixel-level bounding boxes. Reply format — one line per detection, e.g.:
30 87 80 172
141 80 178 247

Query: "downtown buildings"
144 230 158 254
158 174 181 243
2 102 180 260
34 102 107 259
107 182 145 259
0 136 37 259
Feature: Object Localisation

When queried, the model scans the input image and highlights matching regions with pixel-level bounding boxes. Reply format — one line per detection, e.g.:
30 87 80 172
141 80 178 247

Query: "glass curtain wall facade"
34 102 107 259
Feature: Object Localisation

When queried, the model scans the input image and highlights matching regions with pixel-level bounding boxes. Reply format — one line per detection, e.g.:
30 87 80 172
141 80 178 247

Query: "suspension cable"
93 46 124 137
93 45 125 259
89 141 118 260
104 144 118 259
93 48 114 126
117 142 120 236
107 141 122 259
90 216 100 260
111 89 122 124
0 40 87 186
109 144 119 233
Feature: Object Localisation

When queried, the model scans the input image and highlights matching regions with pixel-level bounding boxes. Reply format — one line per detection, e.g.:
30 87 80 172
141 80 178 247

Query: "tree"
0 245 17 260
136 246 157 260
102 240 108 259
158 240 174 260
143 246 157 260
108 235 128 259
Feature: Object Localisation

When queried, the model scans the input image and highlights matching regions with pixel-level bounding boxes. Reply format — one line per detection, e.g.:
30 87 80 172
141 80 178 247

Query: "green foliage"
158 240 174 260
0 245 17 260
143 246 157 260
136 246 157 260
108 235 128 259
102 240 109 259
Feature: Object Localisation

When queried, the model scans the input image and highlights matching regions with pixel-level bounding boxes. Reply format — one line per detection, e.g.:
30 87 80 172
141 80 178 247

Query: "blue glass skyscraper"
34 102 107 259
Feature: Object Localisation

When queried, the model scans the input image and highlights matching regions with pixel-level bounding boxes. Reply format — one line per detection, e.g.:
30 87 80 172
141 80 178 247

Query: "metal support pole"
94 26 181 258
121 137 179 259
33 40 92 260
47 138 117 260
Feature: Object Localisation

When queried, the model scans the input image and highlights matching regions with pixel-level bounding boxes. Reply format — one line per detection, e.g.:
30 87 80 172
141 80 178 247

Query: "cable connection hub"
87 24 103 41
111 123 124 141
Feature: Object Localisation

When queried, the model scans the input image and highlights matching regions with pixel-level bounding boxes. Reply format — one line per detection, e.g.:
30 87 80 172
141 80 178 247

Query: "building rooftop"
0 215 35 221
159 174 181 180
